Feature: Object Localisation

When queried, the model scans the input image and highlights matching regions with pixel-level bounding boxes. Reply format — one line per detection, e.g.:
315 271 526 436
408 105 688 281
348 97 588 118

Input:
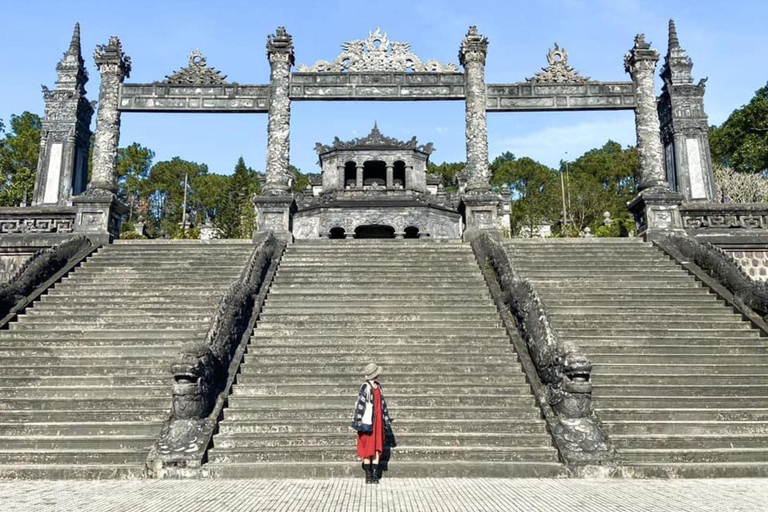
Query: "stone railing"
0 236 92 323
0 207 76 234
146 233 285 476
655 233 768 321
680 203 768 232
471 234 613 466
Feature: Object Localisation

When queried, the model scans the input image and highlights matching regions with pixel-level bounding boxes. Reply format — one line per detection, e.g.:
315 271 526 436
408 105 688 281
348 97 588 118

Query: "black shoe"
363 463 374 484
371 464 380 484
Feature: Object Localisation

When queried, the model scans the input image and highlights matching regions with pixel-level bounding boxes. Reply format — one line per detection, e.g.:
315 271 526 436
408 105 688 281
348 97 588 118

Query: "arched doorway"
354 225 395 239
404 226 420 239
329 227 346 239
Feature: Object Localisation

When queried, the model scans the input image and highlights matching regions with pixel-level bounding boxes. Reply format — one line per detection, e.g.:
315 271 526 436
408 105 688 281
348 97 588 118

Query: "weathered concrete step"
15 314 211 325
207 446 558 463
0 386 172 399
564 334 763 343
513 262 676 269
595 375 768 386
521 270 688 278
0 330 200 340
261 306 497 315
0 410 167 423
39 296 215 306
249 333 509 343
598 408 768 422
579 345 768 355
0 397 169 411
228 385 530 398
41 290 222 300
0 436 155 450
213 432 552 449
0 422 162 436
49 284 232 292
217 419 549 435
9 320 209 331
224 396 536 412
554 319 748 330
63 276 240 285
234 374 524 386
0 356 172 367
252 327 505 337
223 406 540 421
242 355 517 366
530 279 698 287
593 385 768 397
550 312 742 322
256 313 499 323
616 448 768 464
276 268 479 276
248 344 513 355
540 291 715 300
604 421 768 435
0 375 169 386
205 460 566 478
589 354 763 364
595 364 768 375
559 328 758 337
611 434 768 449
25 308 213 317
264 296 489 306
594 396 768 409
270 282 486 290
0 366 170 377
0 449 150 465
0 463 145 480
548 305 731 314
266 288 489 297
545 298 721 307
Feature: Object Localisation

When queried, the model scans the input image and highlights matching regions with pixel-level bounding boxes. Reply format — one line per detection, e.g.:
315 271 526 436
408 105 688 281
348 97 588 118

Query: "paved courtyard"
0 478 766 512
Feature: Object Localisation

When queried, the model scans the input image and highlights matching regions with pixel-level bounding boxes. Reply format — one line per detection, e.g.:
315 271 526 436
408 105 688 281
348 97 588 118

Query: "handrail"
471 233 614 467
146 232 286 477
0 236 96 329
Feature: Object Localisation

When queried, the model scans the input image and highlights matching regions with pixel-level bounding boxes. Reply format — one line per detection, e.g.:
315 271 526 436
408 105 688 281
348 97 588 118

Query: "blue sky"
0 0 766 176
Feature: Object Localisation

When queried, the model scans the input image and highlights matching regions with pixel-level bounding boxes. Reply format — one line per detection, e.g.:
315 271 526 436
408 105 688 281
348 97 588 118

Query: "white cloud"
492 117 636 168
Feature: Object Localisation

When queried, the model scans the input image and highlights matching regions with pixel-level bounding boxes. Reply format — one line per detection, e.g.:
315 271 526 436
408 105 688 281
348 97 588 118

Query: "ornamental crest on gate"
163 50 229 85
526 43 590 83
297 28 459 73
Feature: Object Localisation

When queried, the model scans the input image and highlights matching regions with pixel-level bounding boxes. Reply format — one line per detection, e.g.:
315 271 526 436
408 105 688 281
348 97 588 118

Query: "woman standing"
351 362 392 484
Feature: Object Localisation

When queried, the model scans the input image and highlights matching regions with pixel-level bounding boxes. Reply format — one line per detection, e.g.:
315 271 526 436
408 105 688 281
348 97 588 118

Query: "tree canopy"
710 82 768 174
0 112 40 206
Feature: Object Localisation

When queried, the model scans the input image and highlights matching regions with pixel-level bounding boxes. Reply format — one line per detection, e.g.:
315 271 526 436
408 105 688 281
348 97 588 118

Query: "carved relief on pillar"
264 27 295 194
90 36 131 194
459 26 490 193
624 34 667 192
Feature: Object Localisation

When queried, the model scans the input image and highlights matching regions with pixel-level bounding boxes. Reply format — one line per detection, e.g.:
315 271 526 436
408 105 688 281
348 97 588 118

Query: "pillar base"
254 193 296 243
628 187 685 242
72 189 128 245
462 193 503 243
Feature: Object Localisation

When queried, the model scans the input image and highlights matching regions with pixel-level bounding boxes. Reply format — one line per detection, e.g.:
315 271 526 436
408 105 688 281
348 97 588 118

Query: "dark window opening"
363 161 386 187
393 160 406 189
344 161 357 188
354 225 395 239
329 227 346 239
404 226 420 239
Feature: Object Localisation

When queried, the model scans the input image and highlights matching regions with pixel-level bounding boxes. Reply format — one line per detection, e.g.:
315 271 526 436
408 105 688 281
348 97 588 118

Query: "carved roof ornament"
526 43 590 83
315 122 435 154
163 50 229 85
298 28 458 73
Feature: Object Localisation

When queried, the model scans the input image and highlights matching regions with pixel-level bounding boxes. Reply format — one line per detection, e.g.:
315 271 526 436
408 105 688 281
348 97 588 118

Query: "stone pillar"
72 35 130 244
625 34 683 241
386 165 394 189
356 166 364 188
459 26 490 193
264 27 295 193
33 23 94 206
657 20 716 201
90 36 130 193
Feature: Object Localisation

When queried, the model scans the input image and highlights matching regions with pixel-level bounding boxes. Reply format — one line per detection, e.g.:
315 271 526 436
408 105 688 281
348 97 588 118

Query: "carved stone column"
459 26 490 193
90 36 130 193
264 27 295 193
386 165 394 189
625 34 683 241
356 166 364 188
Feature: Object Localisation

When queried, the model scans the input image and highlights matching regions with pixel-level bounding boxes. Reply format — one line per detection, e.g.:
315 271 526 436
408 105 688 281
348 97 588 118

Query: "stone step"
38 296 216 306
595 375 768 386
205 461 566 478
247 344 513 355
0 375 169 386
589 354 762 364
234 374 523 386
616 448 768 464
0 330 200 340
0 422 163 436
593 385 768 397
16 314 211 324
223 405 540 421
223 396 537 411
0 397 169 411
554 320 750 330
558 328 758 337
594 364 768 375
261 306 498 315
0 436 156 450
9 320 209 331
521 270 688 278
0 410 166 423
217 419 549 435
252 327 505 337
266 288 489 297
0 449 150 465
604 421 768 435
256 313 499 323
249 334 510 345
25 308 214 317
0 463 146 480
579 345 768 355
610 434 768 449
594 396 768 409
41 290 227 300
47 284 232 292
264 296 489 306
550 311 742 321
0 366 171 377
213 432 552 449
207 446 559 463
563 333 763 342
545 298 721 307
0 386 171 399
598 408 768 422
0 355 172 366
228 385 530 398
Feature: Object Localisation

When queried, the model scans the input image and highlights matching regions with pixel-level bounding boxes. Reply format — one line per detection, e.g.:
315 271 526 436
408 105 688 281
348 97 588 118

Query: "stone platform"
0 478 765 511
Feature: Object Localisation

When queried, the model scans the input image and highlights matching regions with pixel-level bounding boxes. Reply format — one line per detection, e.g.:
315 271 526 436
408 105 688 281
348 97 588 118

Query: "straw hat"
363 362 381 381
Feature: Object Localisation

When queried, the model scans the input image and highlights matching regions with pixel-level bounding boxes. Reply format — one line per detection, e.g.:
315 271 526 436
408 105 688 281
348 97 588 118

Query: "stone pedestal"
72 191 128 245
462 194 502 242
254 194 296 243
628 188 684 242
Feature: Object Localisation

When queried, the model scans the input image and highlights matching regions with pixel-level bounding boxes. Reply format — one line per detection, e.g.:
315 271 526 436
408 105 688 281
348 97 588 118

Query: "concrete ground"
0 479 766 512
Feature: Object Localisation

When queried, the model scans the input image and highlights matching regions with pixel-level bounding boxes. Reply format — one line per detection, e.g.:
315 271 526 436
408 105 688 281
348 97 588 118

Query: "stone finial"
624 34 659 75
668 19 680 50
267 26 295 66
459 25 489 67
94 36 132 79
68 23 81 56
55 22 88 89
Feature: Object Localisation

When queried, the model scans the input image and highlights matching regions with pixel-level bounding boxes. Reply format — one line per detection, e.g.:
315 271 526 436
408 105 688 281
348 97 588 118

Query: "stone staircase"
504 238 768 477
0 240 253 479
206 240 563 478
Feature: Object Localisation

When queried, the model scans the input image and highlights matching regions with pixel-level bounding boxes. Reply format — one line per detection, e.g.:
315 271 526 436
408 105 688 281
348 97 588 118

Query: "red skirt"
357 387 384 458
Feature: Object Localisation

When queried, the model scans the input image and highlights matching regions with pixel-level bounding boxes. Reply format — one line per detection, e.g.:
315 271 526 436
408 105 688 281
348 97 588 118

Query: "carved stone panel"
486 82 636 111
119 84 270 112
290 72 465 100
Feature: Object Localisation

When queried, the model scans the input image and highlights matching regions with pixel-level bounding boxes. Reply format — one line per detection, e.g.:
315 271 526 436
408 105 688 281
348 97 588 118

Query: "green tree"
427 161 465 192
143 157 208 238
710 83 768 173
218 157 261 238
0 112 41 206
117 143 155 223
290 164 310 193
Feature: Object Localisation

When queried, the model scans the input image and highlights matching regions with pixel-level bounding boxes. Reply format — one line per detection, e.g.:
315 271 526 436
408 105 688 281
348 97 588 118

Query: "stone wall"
727 250 768 281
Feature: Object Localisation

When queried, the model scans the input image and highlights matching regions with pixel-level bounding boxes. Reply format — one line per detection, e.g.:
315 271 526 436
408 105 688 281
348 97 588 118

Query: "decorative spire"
68 22 81 56
668 19 680 50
